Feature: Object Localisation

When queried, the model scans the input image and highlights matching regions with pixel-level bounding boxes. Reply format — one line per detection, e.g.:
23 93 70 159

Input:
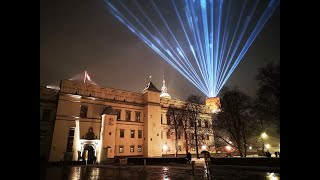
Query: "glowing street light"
202 145 207 150
249 146 252 150
163 144 168 156
261 132 268 152
226 145 231 151
261 132 267 139
265 144 270 149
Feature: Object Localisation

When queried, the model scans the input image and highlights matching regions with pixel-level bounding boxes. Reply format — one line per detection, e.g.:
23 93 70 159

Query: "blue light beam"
104 0 279 97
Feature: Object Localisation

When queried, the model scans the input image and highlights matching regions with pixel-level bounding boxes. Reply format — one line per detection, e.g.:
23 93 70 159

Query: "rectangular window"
66 128 75 152
119 145 124 153
135 112 141 122
120 129 124 138
42 109 51 121
40 129 47 141
138 130 142 138
131 130 135 138
137 145 142 152
167 131 171 139
130 145 134 152
80 105 88 118
115 109 121 121
204 120 209 128
161 114 163 124
198 120 201 127
125 111 131 121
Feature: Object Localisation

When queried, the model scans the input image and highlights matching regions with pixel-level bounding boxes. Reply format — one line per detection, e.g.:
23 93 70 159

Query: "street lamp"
202 145 207 150
163 144 168 156
261 132 267 139
261 132 268 152
265 144 270 149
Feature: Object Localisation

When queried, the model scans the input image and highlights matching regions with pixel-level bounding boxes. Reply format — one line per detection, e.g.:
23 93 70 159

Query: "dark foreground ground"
42 164 279 180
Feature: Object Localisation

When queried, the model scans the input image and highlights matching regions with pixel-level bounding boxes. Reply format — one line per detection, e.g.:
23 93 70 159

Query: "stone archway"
83 145 96 164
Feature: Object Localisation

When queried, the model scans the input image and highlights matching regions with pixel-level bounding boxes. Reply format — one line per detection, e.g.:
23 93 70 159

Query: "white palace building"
43 77 220 163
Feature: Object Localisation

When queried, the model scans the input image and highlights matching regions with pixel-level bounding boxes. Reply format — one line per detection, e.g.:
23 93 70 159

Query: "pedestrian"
266 151 271 158
275 151 278 157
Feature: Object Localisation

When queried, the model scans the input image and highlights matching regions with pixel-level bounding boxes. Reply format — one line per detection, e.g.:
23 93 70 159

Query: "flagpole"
84 71 86 83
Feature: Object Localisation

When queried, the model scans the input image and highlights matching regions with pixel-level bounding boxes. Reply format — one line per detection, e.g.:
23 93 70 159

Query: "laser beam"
104 0 279 97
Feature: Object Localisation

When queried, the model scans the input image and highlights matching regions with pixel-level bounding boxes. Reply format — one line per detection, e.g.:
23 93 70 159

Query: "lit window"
135 112 141 122
119 145 124 153
137 145 142 152
131 130 135 138
130 145 134 152
40 129 47 140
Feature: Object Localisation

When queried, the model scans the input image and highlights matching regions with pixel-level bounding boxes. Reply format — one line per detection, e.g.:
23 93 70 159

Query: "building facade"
48 79 219 163
40 85 59 160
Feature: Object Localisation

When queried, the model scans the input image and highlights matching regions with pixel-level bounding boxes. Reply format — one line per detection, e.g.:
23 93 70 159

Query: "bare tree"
212 87 255 157
166 104 184 157
255 62 280 134
181 109 191 154
185 95 204 159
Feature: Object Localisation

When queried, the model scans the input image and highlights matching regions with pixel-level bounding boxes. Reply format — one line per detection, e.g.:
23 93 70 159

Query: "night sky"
40 0 280 101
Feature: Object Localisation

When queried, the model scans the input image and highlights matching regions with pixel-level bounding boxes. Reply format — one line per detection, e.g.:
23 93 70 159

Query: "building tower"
160 76 171 99
142 77 162 157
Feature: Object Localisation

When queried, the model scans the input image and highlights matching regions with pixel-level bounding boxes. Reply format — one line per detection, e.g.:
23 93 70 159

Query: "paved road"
44 163 279 180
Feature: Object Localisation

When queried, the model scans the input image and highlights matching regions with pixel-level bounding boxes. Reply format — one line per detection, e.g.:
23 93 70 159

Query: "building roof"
142 81 161 93
101 105 118 115
160 77 171 99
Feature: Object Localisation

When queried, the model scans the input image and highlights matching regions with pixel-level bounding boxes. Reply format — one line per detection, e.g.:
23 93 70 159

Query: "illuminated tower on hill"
206 97 221 113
